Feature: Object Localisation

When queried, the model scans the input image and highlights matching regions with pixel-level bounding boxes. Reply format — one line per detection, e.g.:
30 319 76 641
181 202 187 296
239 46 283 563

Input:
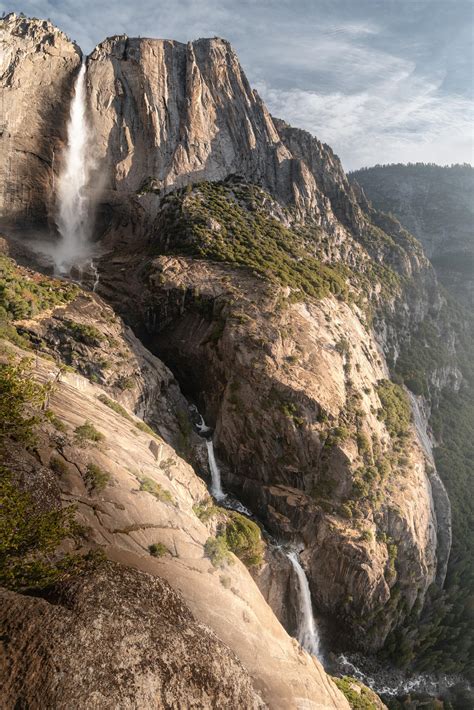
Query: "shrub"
224 512 264 567
135 420 160 439
98 394 133 422
340 503 353 519
149 542 169 557
116 376 134 391
280 402 304 427
0 468 82 591
0 254 78 322
50 456 69 476
193 499 221 522
74 421 105 444
85 463 110 492
332 676 380 710
335 338 351 357
64 320 103 345
44 409 67 433
204 536 233 567
0 358 45 446
376 380 411 439
139 476 173 503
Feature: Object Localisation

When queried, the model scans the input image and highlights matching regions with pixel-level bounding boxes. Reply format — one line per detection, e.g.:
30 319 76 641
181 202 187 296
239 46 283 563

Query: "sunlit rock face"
0 14 81 228
86 36 308 211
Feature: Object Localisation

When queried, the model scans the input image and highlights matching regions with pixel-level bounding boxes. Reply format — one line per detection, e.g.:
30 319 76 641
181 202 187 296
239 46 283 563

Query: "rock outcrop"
1 563 264 709
0 14 81 228
85 34 330 222
98 243 439 651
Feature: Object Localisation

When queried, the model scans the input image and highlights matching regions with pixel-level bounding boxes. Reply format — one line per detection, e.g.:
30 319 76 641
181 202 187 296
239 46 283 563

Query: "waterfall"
337 653 463 698
287 550 322 658
90 259 100 292
54 62 91 274
191 405 251 513
206 439 226 501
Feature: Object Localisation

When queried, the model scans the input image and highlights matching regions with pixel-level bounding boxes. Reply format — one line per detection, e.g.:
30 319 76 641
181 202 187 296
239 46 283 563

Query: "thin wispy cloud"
1 0 473 169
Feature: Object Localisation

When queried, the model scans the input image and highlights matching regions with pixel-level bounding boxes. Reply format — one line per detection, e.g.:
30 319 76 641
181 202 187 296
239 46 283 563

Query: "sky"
2 0 473 170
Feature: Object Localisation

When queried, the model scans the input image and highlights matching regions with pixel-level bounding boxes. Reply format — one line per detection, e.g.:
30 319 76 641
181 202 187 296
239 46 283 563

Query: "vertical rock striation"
0 13 81 228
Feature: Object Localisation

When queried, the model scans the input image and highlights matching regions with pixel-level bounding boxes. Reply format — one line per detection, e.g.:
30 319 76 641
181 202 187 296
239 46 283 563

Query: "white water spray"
55 62 92 273
287 550 322 658
90 259 100 292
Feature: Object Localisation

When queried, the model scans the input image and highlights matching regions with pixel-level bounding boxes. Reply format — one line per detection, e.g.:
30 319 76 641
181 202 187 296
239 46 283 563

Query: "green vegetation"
116 375 134 391
224 511 265 567
0 358 45 446
0 468 83 591
280 401 304 427
85 463 110 492
44 409 67 433
204 536 233 568
203 511 264 569
139 476 173 504
332 676 380 710
153 179 355 302
74 421 105 445
135 420 160 439
0 254 78 323
97 394 133 422
193 498 221 522
376 380 411 439
63 319 103 346
50 456 69 476
148 542 169 557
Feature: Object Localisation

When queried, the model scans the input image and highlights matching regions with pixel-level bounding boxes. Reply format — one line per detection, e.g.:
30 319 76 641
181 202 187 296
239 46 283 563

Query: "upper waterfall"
54 62 92 274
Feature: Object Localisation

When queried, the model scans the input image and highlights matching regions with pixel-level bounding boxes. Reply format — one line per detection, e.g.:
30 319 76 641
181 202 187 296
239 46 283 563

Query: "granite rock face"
98 250 440 651
0 563 265 709
0 14 81 228
0 11 459 696
85 34 333 222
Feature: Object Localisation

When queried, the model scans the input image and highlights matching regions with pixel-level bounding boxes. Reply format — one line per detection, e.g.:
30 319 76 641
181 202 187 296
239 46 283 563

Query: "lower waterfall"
286 550 322 659
190 404 322 660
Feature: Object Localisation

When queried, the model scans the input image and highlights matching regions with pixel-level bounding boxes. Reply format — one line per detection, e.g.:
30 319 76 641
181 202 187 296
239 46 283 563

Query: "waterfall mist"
54 62 93 274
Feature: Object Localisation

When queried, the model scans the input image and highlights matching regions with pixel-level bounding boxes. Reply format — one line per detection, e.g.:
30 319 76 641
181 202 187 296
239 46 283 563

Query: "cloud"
256 47 474 170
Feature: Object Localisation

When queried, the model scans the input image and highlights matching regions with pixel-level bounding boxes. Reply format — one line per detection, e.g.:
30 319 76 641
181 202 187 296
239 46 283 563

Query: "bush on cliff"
0 468 84 591
224 511 265 567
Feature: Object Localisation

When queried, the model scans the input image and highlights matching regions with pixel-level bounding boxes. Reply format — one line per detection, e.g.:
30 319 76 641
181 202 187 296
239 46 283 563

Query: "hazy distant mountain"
350 163 474 306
